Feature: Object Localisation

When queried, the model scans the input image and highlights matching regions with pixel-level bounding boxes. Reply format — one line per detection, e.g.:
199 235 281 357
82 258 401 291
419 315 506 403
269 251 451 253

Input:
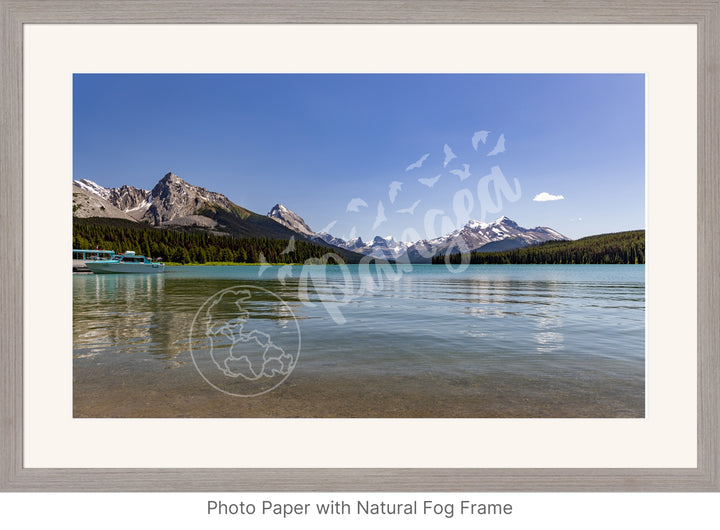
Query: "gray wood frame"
1 0 718 491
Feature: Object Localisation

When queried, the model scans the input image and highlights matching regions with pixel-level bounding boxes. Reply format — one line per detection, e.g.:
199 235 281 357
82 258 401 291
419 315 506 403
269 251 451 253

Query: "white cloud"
533 192 565 202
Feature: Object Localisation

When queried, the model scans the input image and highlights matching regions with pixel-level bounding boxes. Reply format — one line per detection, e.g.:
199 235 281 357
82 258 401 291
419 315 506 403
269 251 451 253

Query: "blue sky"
73 74 644 241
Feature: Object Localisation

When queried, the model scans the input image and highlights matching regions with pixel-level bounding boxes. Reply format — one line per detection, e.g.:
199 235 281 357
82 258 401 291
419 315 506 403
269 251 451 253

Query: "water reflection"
74 265 644 387
73 273 305 363
533 292 565 354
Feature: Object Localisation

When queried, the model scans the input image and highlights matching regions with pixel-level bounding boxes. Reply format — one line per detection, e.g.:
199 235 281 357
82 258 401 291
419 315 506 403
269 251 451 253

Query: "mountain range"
266 197 567 262
73 172 569 263
74 173 294 238
313 215 566 263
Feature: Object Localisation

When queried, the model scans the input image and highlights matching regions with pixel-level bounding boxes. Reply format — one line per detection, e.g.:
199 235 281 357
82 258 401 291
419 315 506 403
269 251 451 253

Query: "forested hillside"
73 217 357 264
433 230 645 265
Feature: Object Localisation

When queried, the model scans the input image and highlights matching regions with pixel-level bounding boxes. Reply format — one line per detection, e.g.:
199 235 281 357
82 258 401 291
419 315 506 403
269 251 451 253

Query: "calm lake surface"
73 264 645 417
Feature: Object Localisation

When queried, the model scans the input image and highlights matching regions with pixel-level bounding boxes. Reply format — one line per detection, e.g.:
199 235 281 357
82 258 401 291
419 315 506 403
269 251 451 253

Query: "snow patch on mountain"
315 215 568 263
74 179 112 200
267 203 315 236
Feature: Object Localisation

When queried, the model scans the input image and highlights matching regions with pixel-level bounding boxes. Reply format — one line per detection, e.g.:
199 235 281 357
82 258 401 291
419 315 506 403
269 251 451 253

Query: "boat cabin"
73 249 115 261
113 251 151 263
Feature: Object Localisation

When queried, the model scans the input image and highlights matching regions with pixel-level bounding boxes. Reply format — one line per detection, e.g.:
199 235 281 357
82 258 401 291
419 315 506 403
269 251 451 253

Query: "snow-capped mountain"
266 205 410 259
267 205 409 259
74 178 113 200
314 232 351 249
312 233 408 260
74 178 152 220
267 204 567 263
73 173 366 262
74 175 567 263
315 215 567 263
398 216 568 263
74 172 251 228
267 204 315 236
73 179 139 221
73 172 314 241
366 236 411 260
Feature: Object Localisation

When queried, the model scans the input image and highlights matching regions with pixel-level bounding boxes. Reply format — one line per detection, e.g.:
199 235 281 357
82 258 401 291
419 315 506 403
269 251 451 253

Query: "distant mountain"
437 229 645 265
313 215 568 264
316 232 353 250
266 204 412 260
473 237 531 253
267 203 315 236
278 204 569 263
365 236 411 260
398 216 567 263
315 233 410 260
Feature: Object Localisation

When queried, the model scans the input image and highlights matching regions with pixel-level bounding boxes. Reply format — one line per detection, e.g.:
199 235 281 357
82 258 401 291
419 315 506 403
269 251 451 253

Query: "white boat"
73 248 116 272
86 251 165 274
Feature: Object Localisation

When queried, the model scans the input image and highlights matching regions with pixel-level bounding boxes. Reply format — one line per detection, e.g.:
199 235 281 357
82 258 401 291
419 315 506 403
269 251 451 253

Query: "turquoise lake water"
73 264 645 417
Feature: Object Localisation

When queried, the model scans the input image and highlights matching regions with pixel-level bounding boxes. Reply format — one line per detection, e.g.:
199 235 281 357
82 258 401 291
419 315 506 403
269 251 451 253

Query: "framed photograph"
1 0 718 491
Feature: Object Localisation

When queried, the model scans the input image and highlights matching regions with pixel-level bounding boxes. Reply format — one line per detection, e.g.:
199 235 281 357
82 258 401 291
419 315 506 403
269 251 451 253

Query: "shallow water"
73 264 645 417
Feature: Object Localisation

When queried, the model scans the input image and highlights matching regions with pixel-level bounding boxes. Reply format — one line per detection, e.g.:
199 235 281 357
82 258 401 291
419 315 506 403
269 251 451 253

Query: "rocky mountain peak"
267 203 314 236
152 172 188 196
493 215 518 227
107 185 150 212
161 171 181 182
74 172 241 226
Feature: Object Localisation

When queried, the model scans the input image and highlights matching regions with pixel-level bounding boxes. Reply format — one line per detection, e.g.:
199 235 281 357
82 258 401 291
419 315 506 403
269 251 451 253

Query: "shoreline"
160 262 646 267
73 368 644 419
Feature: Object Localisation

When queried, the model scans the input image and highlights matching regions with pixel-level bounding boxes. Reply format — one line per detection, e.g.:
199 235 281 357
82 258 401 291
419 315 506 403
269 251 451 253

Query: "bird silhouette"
487 133 505 156
443 144 457 167
277 264 294 284
397 199 421 215
472 130 490 150
346 198 368 212
372 201 387 230
280 236 296 255
388 181 403 203
257 252 271 276
450 164 471 181
320 220 337 233
406 153 430 171
418 174 441 188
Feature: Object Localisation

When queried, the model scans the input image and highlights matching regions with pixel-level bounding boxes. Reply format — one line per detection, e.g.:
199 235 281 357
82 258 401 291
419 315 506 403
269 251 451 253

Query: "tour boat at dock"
72 249 116 272
85 251 164 274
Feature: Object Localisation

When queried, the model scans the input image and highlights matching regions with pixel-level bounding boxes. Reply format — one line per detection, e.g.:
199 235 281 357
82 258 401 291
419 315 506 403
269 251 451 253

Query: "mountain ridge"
73 173 367 262
74 173 569 264
267 202 568 262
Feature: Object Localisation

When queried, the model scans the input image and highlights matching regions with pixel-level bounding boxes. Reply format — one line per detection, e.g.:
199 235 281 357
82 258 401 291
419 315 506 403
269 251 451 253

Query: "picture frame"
1 0 718 491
